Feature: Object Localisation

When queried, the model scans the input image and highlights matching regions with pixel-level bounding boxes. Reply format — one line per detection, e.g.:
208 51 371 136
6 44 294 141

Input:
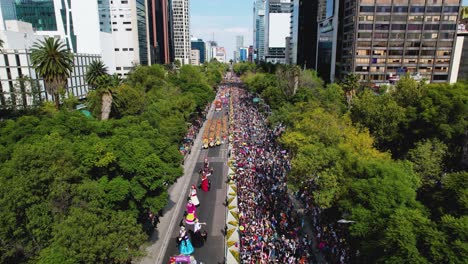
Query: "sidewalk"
288 192 327 264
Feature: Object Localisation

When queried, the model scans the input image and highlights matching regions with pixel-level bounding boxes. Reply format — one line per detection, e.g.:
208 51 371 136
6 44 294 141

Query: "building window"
408 15 423 22
358 32 372 38
408 24 423 30
393 15 407 21
374 32 389 38
389 50 403 56
421 50 435 56
125 28 132 31
440 24 456 30
393 6 408 12
391 24 406 30
407 33 421 39
122 48 128 51
433 75 448 81
113 29 118 31
360 6 375 12
424 24 439 31
115 48 119 51
123 22 131 24
116 67 121 70
443 6 459 13
121 0 128 3
376 6 391 12
129 48 134 51
410 6 425 13
426 6 442 12
375 24 390 30
359 24 373 30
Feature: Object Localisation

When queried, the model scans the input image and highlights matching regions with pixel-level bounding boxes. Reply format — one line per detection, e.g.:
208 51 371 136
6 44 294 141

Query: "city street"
139 101 229 264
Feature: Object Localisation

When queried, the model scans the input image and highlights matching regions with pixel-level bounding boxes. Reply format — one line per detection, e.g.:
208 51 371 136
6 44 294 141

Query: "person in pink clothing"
185 200 197 225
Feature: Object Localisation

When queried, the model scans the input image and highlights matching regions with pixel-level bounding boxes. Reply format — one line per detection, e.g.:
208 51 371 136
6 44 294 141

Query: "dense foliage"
0 62 224 263
237 62 468 263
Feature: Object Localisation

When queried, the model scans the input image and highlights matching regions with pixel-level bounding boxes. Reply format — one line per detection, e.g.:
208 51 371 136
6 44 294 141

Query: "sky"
190 0 253 61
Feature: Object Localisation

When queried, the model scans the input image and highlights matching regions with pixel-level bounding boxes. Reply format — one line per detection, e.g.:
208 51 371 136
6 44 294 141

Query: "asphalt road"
161 148 228 264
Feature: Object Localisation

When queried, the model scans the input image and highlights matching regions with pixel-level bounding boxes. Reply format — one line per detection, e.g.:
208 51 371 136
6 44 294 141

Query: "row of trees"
237 62 467 263
0 38 226 263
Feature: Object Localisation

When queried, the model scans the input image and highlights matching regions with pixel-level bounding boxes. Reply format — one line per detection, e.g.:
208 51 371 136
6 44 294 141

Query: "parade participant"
178 226 194 255
190 185 200 207
201 173 210 192
185 200 197 225
191 218 207 247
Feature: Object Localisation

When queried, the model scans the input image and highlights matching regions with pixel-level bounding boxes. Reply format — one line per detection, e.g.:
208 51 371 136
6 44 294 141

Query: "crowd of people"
229 86 317 264
296 180 352 264
180 103 211 159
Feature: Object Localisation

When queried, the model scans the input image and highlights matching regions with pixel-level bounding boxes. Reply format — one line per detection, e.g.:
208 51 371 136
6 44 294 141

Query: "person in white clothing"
191 218 207 247
190 185 200 207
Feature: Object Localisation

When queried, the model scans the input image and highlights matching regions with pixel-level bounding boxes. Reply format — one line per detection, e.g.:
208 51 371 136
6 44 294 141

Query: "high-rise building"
248 45 254 62
107 0 149 76
287 0 320 68
449 7 468 82
214 47 226 63
0 0 116 73
235 35 244 61
264 0 292 64
190 49 200 65
253 0 266 62
321 0 462 85
191 38 206 64
147 0 173 64
171 0 190 65
239 47 248 62
0 20 101 109
205 40 217 62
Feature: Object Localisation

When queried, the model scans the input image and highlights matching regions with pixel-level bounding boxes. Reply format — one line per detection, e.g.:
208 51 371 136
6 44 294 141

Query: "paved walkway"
288 192 327 264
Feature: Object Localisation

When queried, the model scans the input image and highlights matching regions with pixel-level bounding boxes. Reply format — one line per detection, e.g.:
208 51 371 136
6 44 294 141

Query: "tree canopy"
0 61 224 263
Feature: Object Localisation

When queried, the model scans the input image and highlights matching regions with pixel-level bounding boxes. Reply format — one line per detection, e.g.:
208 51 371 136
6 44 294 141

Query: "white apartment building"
0 0 116 73
190 49 200 65
172 0 191 65
107 0 149 76
0 21 101 109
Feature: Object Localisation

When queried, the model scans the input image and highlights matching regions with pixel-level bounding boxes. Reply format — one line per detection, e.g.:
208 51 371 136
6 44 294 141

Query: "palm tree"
30 37 74 109
94 73 121 120
85 60 108 88
341 73 360 108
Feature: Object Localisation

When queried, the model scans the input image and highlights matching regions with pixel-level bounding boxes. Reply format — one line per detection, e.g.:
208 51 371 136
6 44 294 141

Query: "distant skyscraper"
264 0 292 64
148 0 173 64
205 40 217 62
253 0 266 62
171 0 190 65
248 45 254 62
191 38 206 63
236 35 244 61
239 47 248 62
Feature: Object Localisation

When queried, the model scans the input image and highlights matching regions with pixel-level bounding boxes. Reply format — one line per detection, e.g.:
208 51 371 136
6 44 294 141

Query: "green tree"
276 64 301 99
350 89 406 150
87 74 121 120
408 139 447 186
85 60 108 88
341 73 360 107
30 37 74 109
